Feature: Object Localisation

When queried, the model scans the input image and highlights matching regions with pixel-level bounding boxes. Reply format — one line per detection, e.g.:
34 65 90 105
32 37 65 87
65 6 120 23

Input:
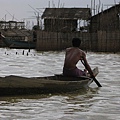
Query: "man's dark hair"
72 38 81 47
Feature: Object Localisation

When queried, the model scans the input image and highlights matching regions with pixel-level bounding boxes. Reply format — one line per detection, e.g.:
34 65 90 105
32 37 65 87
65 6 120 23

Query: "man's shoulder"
78 49 85 53
78 49 86 56
66 47 72 51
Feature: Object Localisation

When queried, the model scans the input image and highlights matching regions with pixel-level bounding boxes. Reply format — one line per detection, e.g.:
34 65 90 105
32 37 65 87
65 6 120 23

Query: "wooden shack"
37 6 120 52
41 8 91 32
90 4 120 32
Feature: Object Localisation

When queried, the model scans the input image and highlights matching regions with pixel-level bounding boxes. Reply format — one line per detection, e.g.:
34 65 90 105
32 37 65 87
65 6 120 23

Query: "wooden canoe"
0 67 99 96
2 38 36 49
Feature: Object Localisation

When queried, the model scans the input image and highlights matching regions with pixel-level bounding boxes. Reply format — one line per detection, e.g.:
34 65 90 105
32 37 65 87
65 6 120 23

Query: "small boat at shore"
2 38 36 49
0 67 98 96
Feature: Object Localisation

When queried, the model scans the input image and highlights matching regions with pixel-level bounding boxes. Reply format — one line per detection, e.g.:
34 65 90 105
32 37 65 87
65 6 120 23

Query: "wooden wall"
36 30 120 53
36 31 92 51
44 19 77 32
98 31 120 52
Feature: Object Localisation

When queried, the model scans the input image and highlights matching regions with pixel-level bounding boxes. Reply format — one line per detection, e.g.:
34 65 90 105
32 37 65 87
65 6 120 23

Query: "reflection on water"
0 48 120 120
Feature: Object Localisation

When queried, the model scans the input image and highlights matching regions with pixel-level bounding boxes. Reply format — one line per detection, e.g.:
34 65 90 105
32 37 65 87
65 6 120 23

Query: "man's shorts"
63 67 86 77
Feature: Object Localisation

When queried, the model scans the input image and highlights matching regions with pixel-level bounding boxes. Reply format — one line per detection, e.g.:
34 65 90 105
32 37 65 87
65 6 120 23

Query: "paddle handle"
92 76 102 87
81 60 102 87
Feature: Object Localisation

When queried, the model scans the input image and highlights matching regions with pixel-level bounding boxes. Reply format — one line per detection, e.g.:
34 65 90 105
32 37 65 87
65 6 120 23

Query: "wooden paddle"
81 60 102 87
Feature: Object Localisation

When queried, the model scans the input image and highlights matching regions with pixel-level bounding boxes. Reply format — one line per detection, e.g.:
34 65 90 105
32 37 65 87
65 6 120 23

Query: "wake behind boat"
0 67 99 96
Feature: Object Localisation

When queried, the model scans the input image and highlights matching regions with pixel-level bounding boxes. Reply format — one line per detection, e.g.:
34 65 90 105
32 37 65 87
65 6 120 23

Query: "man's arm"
81 52 94 77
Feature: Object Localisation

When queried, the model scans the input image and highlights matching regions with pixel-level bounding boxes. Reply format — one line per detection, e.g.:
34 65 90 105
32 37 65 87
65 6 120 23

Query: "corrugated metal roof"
42 8 91 20
91 4 120 18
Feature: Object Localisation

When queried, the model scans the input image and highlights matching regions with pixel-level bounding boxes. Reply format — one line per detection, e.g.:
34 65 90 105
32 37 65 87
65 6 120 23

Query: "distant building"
41 8 91 32
0 21 25 30
90 4 120 32
0 20 33 44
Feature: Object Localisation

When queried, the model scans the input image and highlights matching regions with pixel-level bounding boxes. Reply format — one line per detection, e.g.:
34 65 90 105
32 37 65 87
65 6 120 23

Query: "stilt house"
41 8 91 32
90 4 120 32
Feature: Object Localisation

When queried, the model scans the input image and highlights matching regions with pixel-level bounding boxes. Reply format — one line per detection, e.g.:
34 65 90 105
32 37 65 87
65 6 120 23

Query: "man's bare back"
64 47 85 69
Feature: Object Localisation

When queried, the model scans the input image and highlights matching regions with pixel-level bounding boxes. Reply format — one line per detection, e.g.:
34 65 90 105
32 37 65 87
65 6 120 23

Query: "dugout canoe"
0 67 98 96
2 38 36 49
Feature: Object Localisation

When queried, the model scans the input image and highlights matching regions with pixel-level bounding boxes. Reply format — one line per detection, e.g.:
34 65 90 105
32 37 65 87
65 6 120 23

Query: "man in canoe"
63 38 95 78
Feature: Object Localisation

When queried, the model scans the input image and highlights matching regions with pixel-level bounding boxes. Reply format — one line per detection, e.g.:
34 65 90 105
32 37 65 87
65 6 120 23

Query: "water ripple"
0 48 120 120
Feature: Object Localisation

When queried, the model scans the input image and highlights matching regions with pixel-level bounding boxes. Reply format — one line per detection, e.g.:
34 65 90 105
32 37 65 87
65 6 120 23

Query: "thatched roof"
42 8 91 20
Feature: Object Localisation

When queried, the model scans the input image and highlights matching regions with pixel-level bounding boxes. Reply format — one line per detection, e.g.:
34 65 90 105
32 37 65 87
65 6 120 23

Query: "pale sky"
0 0 120 29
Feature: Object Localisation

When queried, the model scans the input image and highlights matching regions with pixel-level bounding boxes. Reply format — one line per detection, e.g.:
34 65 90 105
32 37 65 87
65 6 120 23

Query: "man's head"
72 38 81 47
